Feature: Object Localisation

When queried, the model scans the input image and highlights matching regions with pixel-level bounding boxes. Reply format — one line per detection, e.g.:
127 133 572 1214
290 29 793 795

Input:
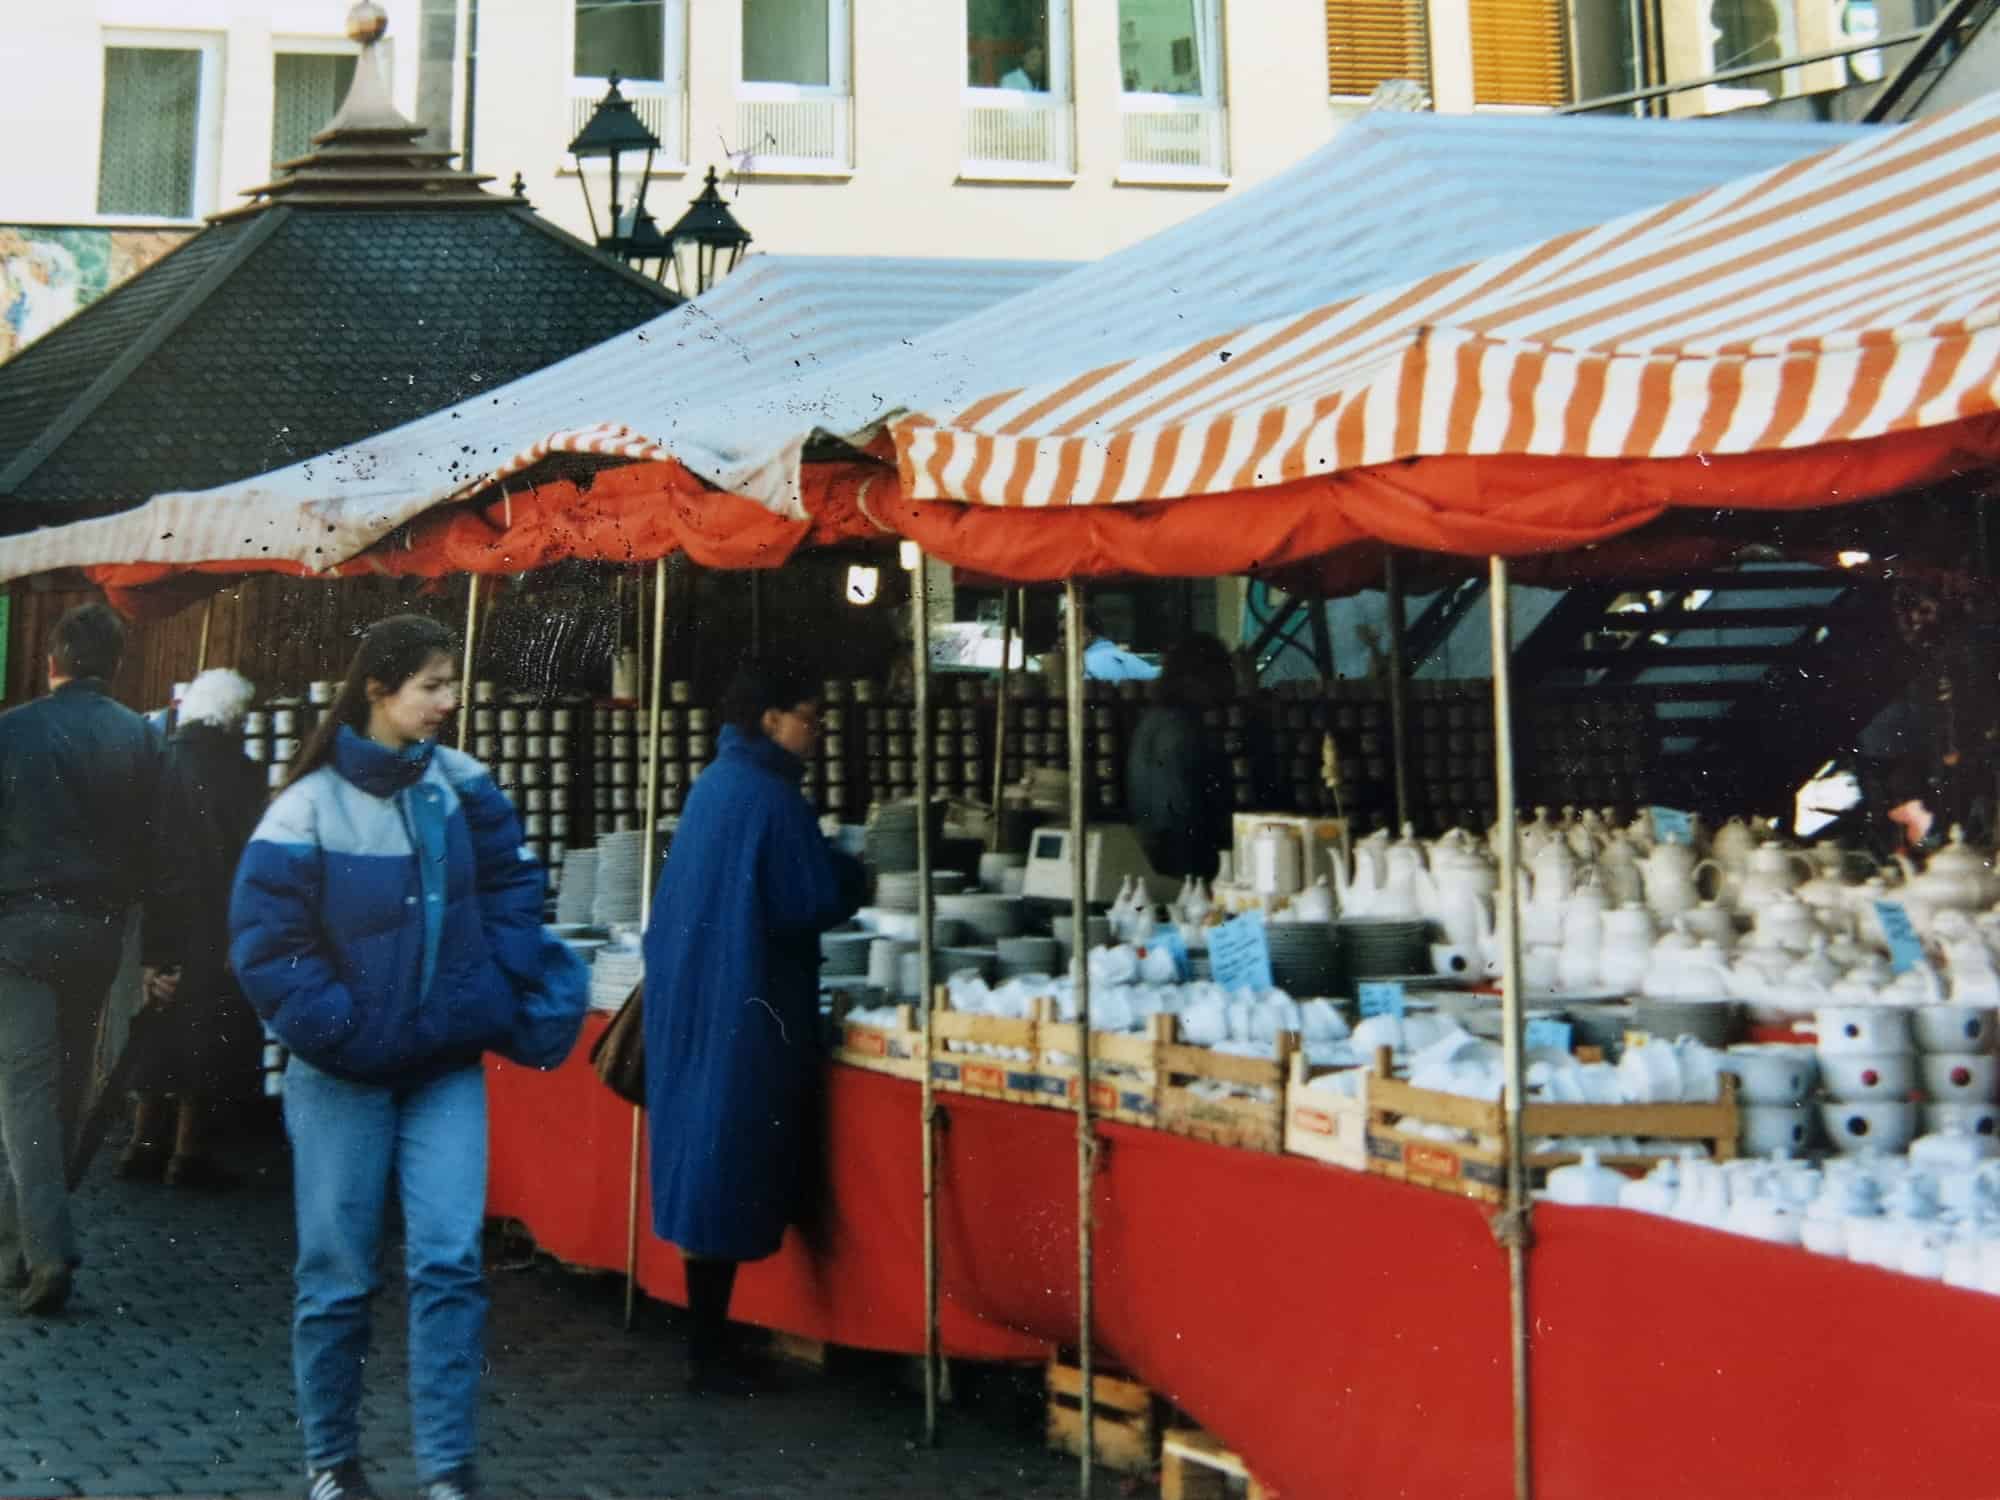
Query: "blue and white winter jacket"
229 725 583 1088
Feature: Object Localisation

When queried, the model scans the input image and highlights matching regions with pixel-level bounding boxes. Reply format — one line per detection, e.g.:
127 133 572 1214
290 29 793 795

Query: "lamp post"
567 72 671 275
567 79 751 295
661 166 753 297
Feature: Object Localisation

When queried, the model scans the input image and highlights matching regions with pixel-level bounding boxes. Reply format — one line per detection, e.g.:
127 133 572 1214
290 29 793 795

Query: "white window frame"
734 0 854 176
97 28 225 225
270 35 362 168
568 0 690 173
1115 0 1229 186
960 0 1076 182
1695 0 1802 112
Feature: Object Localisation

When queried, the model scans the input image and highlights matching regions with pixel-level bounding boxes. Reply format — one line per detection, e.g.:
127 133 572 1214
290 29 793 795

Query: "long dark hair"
283 614 459 790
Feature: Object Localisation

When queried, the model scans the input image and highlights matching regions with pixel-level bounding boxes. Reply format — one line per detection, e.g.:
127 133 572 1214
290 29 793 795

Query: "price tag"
1357 980 1406 1018
1156 927 1192 982
1649 806 1695 845
1524 1017 1575 1053
1207 910 1274 993
1874 900 1924 974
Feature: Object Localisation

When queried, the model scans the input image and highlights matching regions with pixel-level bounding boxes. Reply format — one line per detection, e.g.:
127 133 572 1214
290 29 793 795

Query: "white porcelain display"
1820 1099 1920 1154
1911 1004 1998 1055
1673 1037 1724 1103
1894 826 1995 933
1640 840 1716 920
1735 845 1816 921
1618 1040 1684 1104
1910 1121 2000 1169
1720 1044 1818 1105
1597 904 1655 994
1747 893 1820 954
1741 1103 1814 1157
1620 1158 1681 1215
1923 1101 2000 1138
1811 1006 1915 1055
1544 1147 1628 1207
1920 1052 1999 1101
1819 1051 1918 1101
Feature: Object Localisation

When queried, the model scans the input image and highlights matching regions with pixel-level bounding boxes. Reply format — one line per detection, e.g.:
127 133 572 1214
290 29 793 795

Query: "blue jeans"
282 1056 488 1482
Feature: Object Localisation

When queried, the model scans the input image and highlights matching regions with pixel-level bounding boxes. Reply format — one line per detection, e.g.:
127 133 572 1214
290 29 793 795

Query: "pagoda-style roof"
0 4 677 519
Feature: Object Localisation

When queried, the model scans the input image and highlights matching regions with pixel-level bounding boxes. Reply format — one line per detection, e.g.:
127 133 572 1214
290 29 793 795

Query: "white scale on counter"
1021 823 1178 906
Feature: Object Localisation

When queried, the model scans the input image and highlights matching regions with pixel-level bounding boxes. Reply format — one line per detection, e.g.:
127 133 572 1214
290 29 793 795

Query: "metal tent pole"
1064 578 1096 1499
1384 553 1411 830
457 575 481 752
988 589 1015 850
625 556 670 1332
912 551 941 1444
1489 555 1532 1500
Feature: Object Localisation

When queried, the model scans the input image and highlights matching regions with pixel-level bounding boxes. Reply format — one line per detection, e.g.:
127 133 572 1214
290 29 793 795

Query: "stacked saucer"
865 800 940 873
589 945 644 1012
876 872 924 913
1336 917 1431 984
1265 922 1343 998
555 848 598 927
591 830 649 927
820 930 875 980
998 935 1061 980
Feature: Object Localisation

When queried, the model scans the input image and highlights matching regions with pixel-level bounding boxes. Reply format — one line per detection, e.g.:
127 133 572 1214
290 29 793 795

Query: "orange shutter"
1324 0 1432 99
1467 0 1572 107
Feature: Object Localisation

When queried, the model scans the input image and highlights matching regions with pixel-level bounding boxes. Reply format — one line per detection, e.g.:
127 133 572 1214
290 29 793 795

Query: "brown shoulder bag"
589 982 646 1106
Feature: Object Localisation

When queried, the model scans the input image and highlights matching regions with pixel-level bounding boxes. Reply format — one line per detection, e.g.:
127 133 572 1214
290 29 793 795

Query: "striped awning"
895 95 2000 509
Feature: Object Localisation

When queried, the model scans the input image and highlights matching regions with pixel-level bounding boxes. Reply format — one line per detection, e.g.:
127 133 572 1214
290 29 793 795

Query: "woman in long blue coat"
642 658 864 1394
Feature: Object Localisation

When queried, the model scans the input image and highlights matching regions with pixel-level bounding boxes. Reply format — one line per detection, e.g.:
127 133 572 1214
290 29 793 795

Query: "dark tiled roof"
0 206 678 509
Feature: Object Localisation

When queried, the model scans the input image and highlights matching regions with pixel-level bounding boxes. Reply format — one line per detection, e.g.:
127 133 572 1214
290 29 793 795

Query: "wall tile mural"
0 225 194 362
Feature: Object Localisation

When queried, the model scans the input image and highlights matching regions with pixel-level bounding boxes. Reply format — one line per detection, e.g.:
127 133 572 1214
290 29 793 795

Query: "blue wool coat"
230 727 584 1089
643 724 865 1261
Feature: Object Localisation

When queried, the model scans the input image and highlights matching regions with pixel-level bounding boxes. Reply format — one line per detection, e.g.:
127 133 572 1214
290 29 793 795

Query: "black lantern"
662 167 753 297
567 73 666 272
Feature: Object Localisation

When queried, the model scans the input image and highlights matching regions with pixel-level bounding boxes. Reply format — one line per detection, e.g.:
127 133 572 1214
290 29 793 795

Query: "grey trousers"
0 923 121 1274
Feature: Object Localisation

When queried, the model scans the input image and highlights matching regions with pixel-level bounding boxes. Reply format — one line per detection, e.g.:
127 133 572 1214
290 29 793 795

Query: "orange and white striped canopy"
894 93 2000 511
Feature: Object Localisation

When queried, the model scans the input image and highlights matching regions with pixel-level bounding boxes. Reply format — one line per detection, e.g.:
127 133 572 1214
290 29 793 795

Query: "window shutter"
1467 0 1571 107
1324 0 1431 99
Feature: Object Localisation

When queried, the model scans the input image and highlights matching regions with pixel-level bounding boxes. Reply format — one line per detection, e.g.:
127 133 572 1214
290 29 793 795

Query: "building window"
1696 0 1798 109
97 36 222 219
962 0 1074 178
1467 0 1569 108
738 0 852 173
572 1 687 166
1323 0 1429 99
1118 0 1227 181
273 52 357 166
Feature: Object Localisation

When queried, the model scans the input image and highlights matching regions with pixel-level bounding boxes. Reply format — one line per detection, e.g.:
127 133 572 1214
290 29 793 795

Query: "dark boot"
684 1257 756 1395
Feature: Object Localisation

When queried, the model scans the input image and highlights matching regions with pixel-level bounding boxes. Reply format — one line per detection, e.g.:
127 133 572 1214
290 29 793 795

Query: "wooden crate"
1282 1050 1369 1171
1036 1013 1168 1126
1045 1355 1157 1475
1157 1025 1300 1154
828 1000 926 1081
929 991 1051 1106
1365 1052 1739 1203
1161 1426 1274 1500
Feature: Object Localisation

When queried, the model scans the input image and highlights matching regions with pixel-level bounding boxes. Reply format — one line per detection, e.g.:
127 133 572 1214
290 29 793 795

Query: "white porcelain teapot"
1896 825 1996 933
1640 839 1718 921
1596 831 1645 907
1735 844 1817 920
1427 829 1496 958
1746 892 1819 955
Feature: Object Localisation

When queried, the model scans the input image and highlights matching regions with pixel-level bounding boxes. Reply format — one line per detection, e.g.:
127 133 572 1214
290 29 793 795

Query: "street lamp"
662 166 753 297
567 73 670 274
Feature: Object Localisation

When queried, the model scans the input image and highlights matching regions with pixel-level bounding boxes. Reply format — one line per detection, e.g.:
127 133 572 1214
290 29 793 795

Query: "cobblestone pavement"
0 1122 1086 1500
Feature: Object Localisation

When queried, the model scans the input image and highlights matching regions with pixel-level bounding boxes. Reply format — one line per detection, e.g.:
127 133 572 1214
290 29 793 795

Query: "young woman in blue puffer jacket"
229 613 583 1500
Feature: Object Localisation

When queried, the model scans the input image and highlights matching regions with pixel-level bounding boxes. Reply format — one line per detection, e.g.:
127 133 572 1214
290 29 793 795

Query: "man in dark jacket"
0 601 162 1315
1126 634 1237 882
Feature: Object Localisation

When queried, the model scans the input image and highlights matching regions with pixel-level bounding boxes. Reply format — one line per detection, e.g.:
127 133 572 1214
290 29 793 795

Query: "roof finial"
347 2 388 45
324 1 416 135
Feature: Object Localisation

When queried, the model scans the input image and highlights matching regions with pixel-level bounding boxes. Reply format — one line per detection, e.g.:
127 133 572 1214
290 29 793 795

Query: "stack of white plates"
820 930 875 978
589 945 644 1012
555 848 598 926
1265 922 1343 998
1337 917 1431 982
997 935 1061 980
592 831 649 927
978 851 1027 891
938 892 1025 941
876 871 924 913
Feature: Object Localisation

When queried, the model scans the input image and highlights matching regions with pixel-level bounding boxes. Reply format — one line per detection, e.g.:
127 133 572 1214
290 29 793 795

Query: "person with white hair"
122 667 267 1189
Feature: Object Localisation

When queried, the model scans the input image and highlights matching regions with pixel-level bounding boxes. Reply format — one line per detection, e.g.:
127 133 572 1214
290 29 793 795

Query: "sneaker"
305 1458 378 1500
418 1467 481 1500
16 1265 70 1317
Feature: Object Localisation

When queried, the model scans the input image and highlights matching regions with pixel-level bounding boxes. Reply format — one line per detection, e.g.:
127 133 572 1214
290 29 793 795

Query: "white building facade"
0 2 1904 264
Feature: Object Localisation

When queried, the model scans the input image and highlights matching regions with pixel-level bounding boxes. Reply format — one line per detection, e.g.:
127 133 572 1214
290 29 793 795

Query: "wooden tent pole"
1065 577 1096 1499
913 550 941 1443
626 556 670 1331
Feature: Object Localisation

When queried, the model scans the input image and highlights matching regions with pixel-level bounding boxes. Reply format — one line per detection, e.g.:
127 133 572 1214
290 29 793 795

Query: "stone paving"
0 1121 1089 1500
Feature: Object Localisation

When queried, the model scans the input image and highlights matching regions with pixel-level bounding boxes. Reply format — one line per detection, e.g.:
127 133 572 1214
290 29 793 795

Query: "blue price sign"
1357 981 1406 1018
1207 911 1274 993
1524 1017 1574 1052
1874 900 1925 975
1649 806 1695 846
